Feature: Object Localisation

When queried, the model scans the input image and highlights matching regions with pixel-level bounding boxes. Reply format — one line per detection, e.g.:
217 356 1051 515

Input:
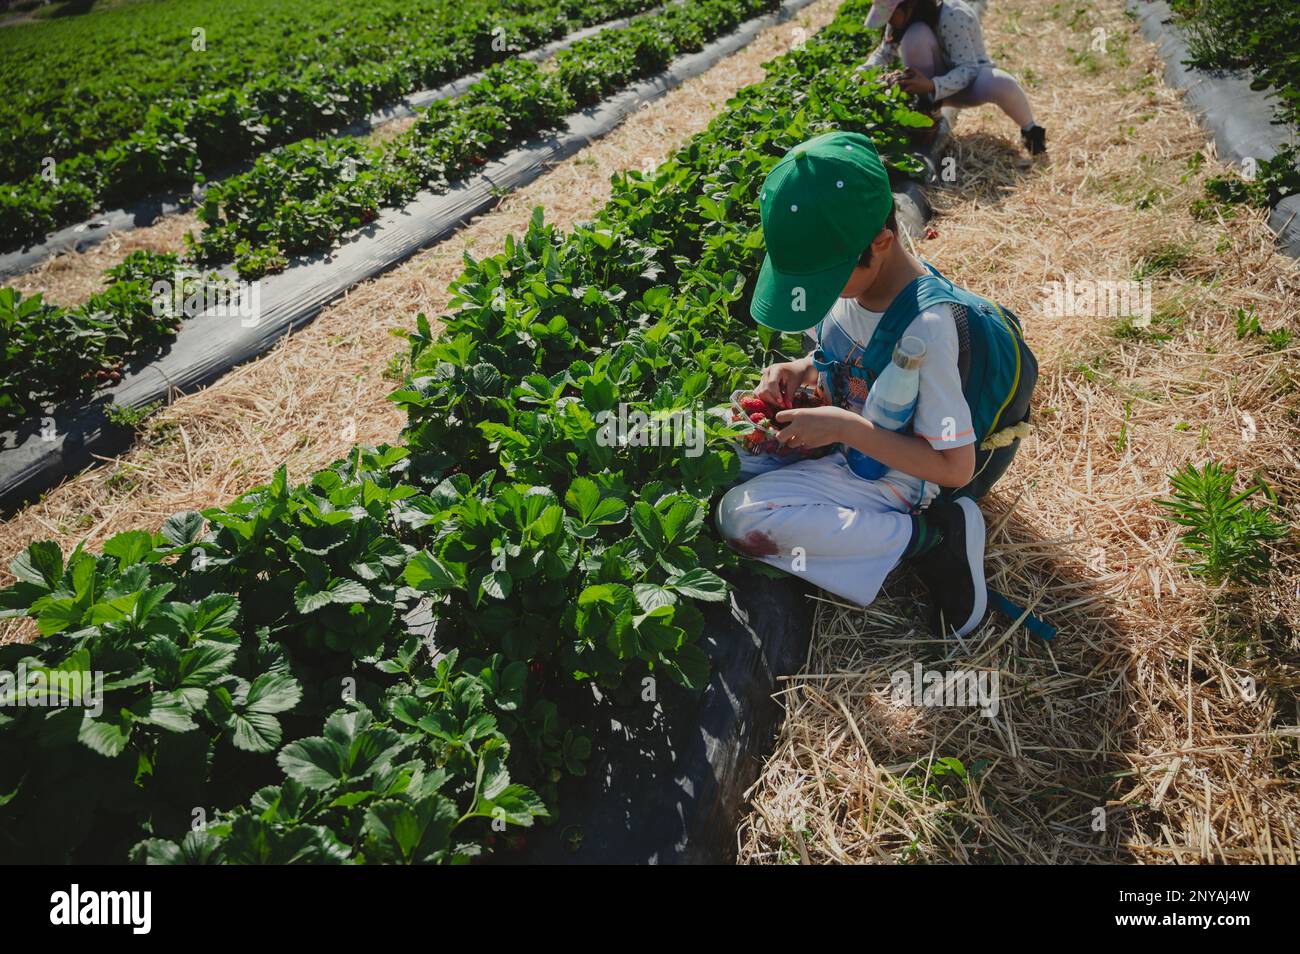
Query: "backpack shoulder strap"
882 264 1031 442
812 264 1031 434
871 263 977 377
812 265 972 386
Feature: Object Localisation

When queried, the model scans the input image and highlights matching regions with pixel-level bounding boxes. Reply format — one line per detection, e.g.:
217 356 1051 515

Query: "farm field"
0 0 662 246
0 0 776 430
0 0 1296 890
2 0 898 865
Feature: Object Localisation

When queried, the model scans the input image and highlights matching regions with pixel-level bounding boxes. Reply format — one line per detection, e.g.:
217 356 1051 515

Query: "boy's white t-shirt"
816 296 975 509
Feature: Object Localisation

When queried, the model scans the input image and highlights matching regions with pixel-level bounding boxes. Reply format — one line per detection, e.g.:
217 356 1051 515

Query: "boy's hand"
773 406 859 449
756 356 817 409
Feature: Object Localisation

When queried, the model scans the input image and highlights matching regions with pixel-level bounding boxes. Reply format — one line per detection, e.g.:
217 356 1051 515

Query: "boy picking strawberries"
716 131 1036 638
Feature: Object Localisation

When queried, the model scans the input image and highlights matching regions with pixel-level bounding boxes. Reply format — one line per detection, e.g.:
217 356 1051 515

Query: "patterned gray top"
865 0 994 101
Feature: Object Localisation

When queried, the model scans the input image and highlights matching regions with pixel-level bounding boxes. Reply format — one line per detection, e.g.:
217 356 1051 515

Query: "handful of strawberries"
727 387 830 459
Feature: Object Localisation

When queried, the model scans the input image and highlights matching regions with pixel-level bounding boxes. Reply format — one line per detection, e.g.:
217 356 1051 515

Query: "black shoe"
1021 124 1047 155
912 497 988 639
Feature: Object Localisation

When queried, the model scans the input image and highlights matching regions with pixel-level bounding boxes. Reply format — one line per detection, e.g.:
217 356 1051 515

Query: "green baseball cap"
751 131 893 332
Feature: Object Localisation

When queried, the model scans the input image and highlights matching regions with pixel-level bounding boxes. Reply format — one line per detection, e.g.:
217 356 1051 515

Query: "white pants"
715 454 913 607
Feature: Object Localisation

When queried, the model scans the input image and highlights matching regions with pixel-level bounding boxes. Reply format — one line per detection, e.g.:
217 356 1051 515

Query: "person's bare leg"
941 66 1046 153
974 67 1035 129
898 21 942 79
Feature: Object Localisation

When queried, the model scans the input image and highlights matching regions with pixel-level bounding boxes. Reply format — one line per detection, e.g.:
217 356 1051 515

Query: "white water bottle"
847 334 926 481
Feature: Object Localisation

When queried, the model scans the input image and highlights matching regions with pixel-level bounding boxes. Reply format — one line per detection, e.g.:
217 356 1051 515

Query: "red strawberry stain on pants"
729 529 779 557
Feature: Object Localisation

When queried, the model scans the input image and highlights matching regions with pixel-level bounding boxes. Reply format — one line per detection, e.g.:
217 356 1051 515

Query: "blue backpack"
812 263 1053 640
812 262 1038 502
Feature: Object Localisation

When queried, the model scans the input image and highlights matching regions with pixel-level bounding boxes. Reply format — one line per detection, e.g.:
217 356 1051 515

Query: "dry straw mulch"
737 0 1299 864
0 0 841 607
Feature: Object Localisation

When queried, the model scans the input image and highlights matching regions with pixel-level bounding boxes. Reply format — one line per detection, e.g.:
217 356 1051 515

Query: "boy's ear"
871 225 894 255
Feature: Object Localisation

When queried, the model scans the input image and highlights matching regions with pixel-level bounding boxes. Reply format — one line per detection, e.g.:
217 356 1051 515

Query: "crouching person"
717 131 1036 639
862 0 1047 155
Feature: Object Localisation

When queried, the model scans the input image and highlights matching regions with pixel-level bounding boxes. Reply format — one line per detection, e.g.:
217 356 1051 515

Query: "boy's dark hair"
857 206 900 268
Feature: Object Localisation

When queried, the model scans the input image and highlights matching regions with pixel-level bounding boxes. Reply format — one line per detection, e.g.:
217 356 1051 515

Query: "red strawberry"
925 226 939 240
739 395 767 414
748 411 767 426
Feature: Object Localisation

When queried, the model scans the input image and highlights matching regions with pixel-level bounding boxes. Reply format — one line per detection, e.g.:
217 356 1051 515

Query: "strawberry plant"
1 0 784 425
0 0 663 248
0 252 215 428
1166 0 1300 210
0 0 925 864
0 451 561 863
189 0 781 275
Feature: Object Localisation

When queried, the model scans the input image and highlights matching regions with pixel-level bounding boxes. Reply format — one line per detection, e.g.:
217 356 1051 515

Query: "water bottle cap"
893 335 926 370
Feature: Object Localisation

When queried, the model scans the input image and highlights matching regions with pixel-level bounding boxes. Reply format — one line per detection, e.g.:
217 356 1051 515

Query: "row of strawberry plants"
190 0 781 276
0 0 772 432
0 0 660 249
0 253 210 428
1163 0 1300 212
0 0 919 864
0 0 549 183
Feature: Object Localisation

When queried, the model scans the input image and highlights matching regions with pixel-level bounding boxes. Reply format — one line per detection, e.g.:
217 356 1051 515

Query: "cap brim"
750 253 858 333
864 7 891 29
